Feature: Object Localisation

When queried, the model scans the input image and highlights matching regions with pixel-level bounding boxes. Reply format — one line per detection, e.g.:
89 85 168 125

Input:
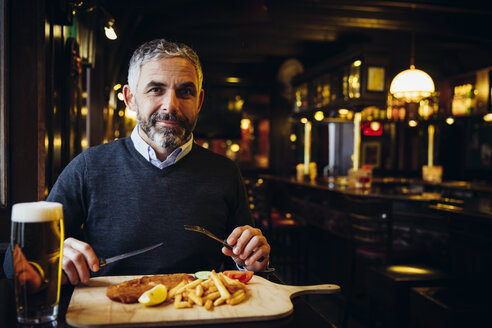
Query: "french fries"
168 270 249 311
227 289 246 305
168 280 187 299
210 270 231 300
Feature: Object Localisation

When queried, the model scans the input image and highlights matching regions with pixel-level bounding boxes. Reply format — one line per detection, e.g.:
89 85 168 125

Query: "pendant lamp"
390 33 434 102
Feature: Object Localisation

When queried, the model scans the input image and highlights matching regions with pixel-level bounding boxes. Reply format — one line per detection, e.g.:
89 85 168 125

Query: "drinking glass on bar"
10 201 64 324
296 163 305 181
348 166 372 190
309 162 317 182
422 165 443 183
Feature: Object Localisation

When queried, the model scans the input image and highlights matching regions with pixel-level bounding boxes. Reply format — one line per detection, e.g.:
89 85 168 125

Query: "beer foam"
11 201 63 222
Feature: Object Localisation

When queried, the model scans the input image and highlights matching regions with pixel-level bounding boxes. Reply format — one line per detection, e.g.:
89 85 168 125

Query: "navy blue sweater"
4 138 253 278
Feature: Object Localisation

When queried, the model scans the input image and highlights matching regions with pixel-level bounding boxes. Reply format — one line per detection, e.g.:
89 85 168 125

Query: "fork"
184 225 233 250
184 225 265 263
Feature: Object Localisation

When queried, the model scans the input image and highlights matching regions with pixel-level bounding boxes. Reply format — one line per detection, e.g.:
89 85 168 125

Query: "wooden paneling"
0 0 7 209
0 0 47 244
10 0 46 203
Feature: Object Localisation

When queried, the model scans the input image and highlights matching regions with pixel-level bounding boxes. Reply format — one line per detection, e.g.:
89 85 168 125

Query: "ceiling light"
408 120 418 127
314 111 324 121
390 66 435 101
241 118 251 130
390 33 434 102
104 19 117 40
446 117 455 125
484 113 492 122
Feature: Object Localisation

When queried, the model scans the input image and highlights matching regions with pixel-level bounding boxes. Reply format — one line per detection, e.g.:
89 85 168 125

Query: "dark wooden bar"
259 174 492 262
251 173 492 327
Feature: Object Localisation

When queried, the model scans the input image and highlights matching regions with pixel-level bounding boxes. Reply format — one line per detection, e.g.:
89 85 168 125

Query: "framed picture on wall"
366 66 385 92
362 141 381 168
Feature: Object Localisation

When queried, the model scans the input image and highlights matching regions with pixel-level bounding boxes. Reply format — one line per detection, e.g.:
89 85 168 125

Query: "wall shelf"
291 45 390 118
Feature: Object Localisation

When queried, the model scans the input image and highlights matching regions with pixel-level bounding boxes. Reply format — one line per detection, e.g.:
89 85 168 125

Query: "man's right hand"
62 238 100 285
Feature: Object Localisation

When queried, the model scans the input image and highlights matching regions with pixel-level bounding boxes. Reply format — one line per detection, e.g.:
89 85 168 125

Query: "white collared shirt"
130 126 193 169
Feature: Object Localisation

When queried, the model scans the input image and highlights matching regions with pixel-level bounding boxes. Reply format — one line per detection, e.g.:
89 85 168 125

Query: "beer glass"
10 201 64 324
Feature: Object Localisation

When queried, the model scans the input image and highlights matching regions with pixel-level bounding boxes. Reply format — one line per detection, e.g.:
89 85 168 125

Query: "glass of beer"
10 201 64 324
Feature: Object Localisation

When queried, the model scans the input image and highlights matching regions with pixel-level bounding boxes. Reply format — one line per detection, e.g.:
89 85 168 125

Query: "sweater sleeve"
46 152 88 241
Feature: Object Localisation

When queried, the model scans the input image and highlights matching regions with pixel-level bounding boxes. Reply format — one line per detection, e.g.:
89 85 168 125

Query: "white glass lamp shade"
105 26 117 40
390 65 435 102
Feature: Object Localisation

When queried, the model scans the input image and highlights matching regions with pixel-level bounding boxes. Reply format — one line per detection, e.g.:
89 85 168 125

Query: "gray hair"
127 39 203 94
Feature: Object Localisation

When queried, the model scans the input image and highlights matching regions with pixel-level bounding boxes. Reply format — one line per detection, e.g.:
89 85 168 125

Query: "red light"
361 122 383 136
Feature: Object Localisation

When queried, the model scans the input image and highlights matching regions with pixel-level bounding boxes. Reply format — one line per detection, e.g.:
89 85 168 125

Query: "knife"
98 242 164 268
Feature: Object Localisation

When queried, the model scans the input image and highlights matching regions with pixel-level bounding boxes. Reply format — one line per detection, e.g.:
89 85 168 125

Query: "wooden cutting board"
66 274 341 327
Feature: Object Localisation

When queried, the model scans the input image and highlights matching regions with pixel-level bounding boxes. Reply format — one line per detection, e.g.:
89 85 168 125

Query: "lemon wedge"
194 270 212 280
138 284 168 306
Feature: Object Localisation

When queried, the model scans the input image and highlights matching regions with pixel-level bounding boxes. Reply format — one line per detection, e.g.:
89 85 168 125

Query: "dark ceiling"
100 0 492 92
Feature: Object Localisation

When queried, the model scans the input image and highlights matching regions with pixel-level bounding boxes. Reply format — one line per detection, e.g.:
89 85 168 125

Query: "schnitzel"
106 273 195 303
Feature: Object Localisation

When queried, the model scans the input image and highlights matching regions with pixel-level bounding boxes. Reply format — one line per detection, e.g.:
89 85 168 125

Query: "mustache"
150 112 187 126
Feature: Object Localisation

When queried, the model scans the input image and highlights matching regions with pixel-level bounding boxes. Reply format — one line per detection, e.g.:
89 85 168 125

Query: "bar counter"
258 174 492 294
259 174 492 223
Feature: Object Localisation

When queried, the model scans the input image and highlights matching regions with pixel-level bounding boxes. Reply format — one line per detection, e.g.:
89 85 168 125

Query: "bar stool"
341 195 394 326
265 207 307 284
366 264 449 328
408 207 492 328
409 286 491 328
341 195 448 328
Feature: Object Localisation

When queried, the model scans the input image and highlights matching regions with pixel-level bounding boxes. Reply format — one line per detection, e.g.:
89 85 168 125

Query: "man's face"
124 57 204 150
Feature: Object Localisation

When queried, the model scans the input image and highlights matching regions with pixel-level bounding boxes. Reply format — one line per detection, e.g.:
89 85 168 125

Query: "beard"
136 105 197 150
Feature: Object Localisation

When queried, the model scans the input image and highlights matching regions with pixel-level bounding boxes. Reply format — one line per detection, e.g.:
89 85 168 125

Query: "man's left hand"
222 225 270 272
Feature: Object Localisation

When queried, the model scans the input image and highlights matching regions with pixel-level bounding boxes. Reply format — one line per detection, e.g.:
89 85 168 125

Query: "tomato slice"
223 270 254 283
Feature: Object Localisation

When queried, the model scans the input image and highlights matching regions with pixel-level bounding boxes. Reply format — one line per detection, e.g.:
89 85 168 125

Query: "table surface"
0 272 337 328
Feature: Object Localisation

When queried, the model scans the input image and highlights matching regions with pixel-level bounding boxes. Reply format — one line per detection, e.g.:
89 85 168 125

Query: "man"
4 39 270 285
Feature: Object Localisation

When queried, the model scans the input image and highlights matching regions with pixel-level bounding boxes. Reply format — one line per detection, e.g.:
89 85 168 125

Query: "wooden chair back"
344 195 393 263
